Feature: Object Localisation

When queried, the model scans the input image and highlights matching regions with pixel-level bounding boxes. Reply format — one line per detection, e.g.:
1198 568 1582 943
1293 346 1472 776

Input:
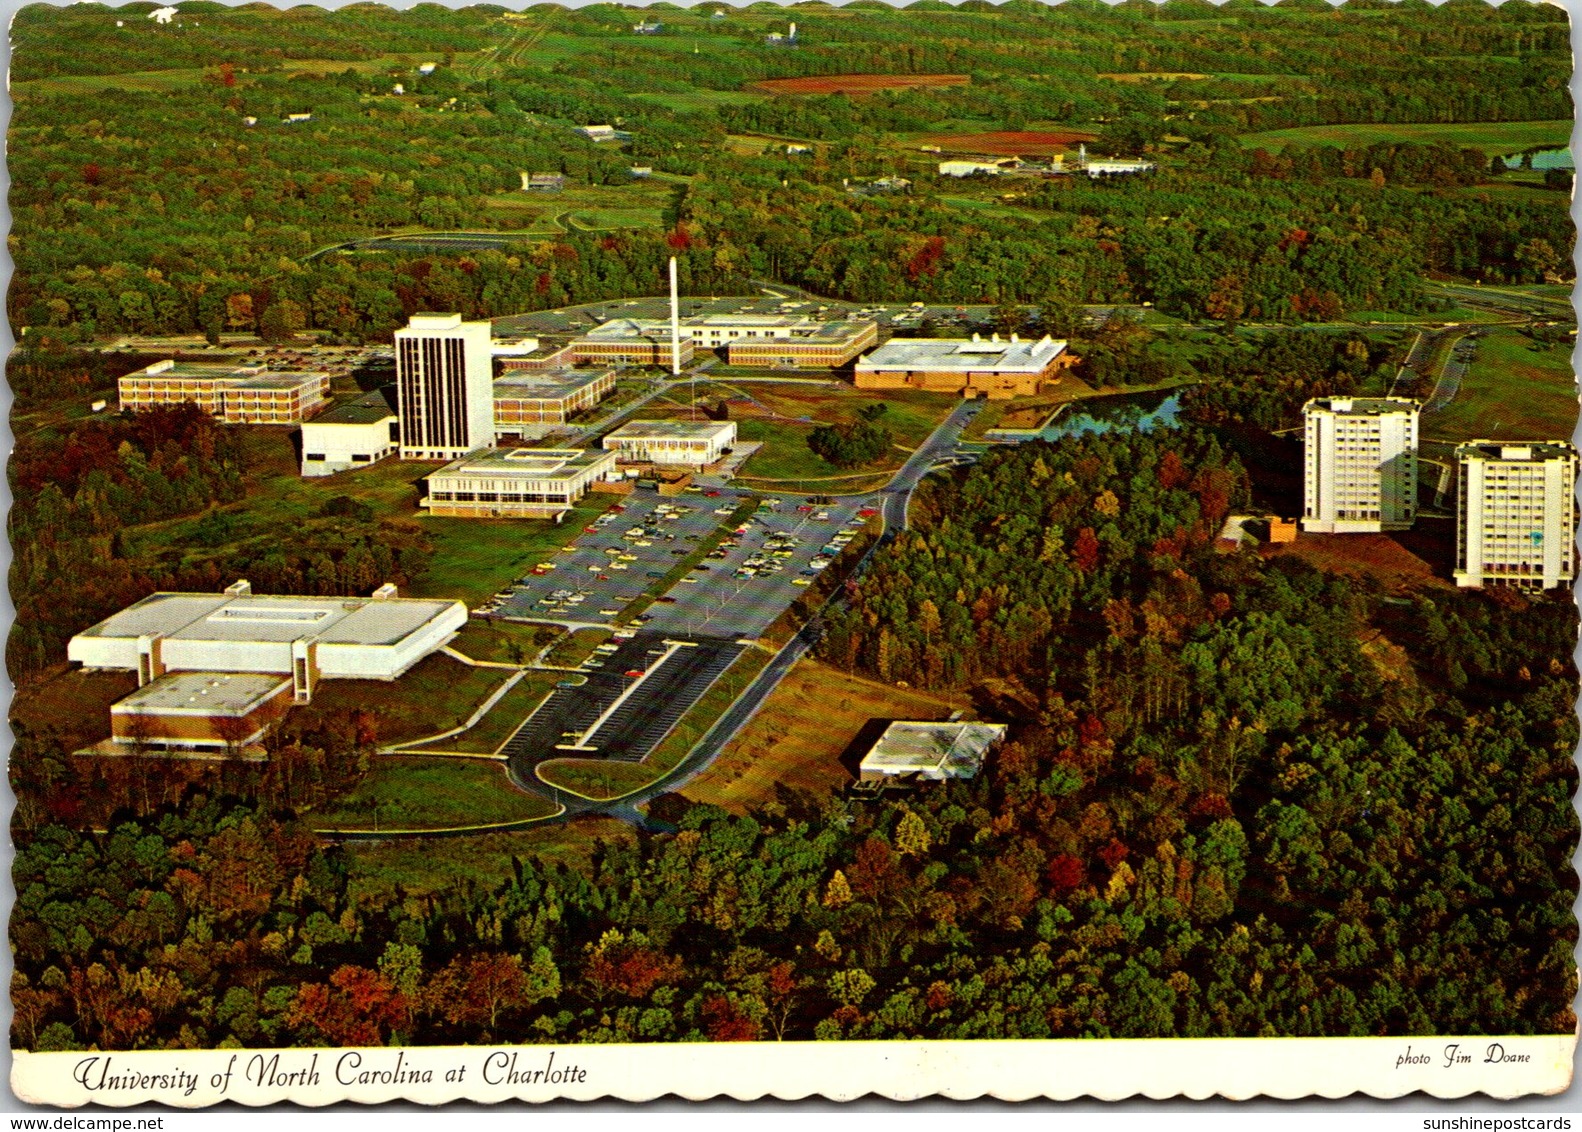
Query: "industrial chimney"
669 256 681 378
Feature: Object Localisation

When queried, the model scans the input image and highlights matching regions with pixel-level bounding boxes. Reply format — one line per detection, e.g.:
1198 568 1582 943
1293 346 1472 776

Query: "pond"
1033 389 1184 441
1501 148 1573 171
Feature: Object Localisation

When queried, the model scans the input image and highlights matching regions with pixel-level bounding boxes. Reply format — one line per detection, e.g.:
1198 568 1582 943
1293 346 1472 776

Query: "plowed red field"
748 73 970 96
919 129 1098 156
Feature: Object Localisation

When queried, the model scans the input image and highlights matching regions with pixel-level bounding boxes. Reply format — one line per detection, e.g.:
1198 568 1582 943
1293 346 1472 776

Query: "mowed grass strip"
305 655 511 748
449 620 560 665
537 646 773 801
410 670 561 755
683 658 973 813
1237 120 1572 156
309 755 556 831
1423 327 1577 443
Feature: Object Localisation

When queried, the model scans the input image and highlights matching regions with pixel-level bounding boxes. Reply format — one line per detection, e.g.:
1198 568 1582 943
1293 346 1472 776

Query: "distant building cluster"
939 146 1155 180
1299 396 1576 590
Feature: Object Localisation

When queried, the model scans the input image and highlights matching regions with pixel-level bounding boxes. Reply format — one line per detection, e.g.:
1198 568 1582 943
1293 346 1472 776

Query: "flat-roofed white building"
68 581 467 703
859 721 1007 783
602 420 738 468
493 368 617 440
1302 397 1419 533
1454 441 1578 590
686 315 877 367
300 388 400 477
396 313 495 461
569 319 698 368
855 333 1072 399
422 446 620 520
571 314 877 369
119 360 330 423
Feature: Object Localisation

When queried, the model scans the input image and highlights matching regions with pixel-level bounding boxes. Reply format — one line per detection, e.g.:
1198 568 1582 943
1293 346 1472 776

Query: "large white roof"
75 591 463 647
858 335 1066 375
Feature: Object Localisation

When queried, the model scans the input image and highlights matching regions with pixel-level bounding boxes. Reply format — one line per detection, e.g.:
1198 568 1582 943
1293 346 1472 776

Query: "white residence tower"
1301 397 1420 533
1453 441 1578 590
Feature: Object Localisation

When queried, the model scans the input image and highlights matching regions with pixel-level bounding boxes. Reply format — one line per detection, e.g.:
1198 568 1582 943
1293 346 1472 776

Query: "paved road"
880 398 983 532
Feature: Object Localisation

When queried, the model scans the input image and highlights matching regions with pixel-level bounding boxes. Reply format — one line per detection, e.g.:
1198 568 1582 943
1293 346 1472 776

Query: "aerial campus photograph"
3 0 1580 1072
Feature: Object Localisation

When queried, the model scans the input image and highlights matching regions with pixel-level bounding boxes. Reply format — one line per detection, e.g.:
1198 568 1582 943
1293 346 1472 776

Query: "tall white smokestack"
669 256 681 378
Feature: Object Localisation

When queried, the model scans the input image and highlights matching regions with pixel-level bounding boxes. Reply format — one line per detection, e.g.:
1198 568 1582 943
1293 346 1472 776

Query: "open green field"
309 754 555 830
305 654 511 747
1238 120 1572 156
482 181 675 234
1423 326 1577 444
414 503 608 608
630 89 764 112
538 646 772 800
13 67 210 96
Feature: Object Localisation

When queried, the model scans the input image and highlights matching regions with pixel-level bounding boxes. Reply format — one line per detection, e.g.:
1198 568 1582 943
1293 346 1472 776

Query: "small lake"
1032 389 1184 441
1501 148 1573 171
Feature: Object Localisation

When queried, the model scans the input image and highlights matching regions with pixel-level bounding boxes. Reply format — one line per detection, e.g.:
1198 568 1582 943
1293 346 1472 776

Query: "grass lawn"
683 658 972 813
413 502 609 608
304 655 511 748
723 386 958 483
1237 120 1572 156
1348 307 1505 325
308 754 556 830
1423 327 1577 444
538 647 772 801
449 620 560 665
344 816 636 904
413 670 560 755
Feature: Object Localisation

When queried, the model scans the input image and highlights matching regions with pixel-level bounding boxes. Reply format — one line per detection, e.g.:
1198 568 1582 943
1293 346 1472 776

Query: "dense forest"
11 429 1577 1047
7 0 1572 342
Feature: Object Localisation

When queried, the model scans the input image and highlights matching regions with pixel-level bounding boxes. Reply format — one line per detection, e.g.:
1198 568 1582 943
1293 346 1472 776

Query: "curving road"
468 400 987 831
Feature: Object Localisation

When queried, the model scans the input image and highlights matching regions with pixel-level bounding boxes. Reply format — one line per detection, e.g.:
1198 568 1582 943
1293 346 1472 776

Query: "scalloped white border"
11 1036 1577 1105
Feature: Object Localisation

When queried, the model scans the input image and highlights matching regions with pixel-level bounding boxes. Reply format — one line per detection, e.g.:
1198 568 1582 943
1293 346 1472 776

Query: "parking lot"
477 488 873 641
637 499 870 639
500 631 744 769
479 492 752 626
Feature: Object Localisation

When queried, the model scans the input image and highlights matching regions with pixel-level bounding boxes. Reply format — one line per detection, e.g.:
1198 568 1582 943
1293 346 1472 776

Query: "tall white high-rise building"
1301 397 1420 533
395 313 494 460
1453 441 1577 590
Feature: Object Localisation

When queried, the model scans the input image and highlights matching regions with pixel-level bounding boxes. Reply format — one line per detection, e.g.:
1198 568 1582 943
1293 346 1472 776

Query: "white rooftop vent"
372 583 399 599
224 579 252 597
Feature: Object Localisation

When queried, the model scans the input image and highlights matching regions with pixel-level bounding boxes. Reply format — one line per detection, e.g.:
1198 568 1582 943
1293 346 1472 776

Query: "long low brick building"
854 333 1074 398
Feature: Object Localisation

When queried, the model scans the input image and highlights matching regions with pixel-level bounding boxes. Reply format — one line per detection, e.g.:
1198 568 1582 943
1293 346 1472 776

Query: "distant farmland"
917 129 1098 156
748 73 970 96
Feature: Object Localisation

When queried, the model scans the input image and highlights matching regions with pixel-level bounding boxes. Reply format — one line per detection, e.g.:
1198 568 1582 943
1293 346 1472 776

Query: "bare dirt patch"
1263 530 1454 593
682 659 973 813
749 73 970 96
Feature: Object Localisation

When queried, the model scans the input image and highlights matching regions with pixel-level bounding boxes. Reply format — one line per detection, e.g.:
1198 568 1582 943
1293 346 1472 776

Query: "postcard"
4 0 1578 1107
